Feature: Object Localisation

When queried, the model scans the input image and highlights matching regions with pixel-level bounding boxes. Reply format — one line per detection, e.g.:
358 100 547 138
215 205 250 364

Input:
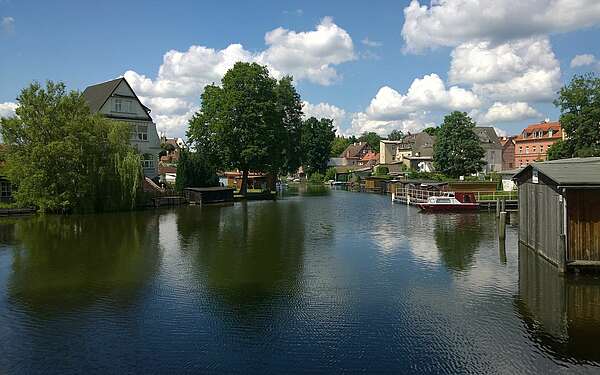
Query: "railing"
393 186 518 203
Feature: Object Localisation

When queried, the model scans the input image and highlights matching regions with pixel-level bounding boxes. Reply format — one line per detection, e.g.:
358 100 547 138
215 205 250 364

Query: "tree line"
1 66 598 212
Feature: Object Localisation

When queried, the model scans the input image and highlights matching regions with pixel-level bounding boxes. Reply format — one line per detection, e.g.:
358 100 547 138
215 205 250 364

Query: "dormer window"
548 129 553 137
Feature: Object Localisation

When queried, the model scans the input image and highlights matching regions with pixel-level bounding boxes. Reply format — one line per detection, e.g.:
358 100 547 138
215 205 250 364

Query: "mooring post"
499 211 506 241
496 198 500 218
501 198 506 213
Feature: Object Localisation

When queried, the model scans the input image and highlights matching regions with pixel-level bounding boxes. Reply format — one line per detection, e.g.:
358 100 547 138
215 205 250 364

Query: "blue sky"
2 0 600 138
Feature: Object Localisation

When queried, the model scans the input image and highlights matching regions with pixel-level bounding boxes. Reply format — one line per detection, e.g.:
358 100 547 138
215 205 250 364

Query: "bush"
374 165 389 176
324 167 337 181
308 172 324 184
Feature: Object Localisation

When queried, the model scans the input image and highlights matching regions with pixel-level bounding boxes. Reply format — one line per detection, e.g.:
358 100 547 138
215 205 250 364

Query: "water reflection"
176 202 306 314
515 244 600 364
6 213 161 314
433 214 482 273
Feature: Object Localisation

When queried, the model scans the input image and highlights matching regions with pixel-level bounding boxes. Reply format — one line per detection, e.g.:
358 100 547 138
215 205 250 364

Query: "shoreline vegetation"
1 66 599 215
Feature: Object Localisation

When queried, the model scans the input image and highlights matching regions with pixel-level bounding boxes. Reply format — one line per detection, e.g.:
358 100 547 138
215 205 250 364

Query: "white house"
83 77 162 179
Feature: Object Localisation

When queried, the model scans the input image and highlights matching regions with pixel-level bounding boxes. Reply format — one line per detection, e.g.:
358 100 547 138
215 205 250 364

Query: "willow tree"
187 62 303 195
0 81 141 212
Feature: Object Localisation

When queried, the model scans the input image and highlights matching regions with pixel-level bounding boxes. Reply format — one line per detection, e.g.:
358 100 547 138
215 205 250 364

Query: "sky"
1 0 600 138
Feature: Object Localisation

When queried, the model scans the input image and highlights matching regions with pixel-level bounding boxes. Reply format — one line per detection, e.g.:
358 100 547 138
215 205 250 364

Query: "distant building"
160 136 184 164
473 127 503 173
500 136 516 170
379 132 435 165
514 120 562 167
83 77 162 179
358 151 379 167
338 142 372 167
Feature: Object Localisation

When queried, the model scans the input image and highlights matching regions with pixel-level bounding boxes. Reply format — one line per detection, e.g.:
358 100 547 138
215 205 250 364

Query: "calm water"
1 188 600 374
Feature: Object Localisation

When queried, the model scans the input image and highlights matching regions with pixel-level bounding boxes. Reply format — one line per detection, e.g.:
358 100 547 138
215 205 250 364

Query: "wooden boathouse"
183 187 234 204
514 157 600 272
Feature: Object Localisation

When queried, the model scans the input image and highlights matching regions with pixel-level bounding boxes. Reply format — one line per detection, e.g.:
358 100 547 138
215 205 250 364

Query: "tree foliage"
433 111 485 178
552 73 600 158
387 129 404 141
187 62 302 194
0 81 142 212
358 131 382 152
175 149 218 192
330 136 352 157
423 127 440 137
301 117 336 175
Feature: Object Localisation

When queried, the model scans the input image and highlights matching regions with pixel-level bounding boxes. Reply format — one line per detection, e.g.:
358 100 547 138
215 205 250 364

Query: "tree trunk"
240 169 249 196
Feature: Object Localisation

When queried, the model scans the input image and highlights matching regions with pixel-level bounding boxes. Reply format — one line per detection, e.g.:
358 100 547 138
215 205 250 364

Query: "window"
141 155 155 169
137 124 148 141
548 129 553 137
114 98 132 113
0 181 11 198
526 146 529 154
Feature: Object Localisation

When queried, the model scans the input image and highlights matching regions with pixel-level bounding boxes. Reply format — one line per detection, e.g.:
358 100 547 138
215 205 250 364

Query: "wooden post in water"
496 198 500 218
501 198 506 213
499 212 507 241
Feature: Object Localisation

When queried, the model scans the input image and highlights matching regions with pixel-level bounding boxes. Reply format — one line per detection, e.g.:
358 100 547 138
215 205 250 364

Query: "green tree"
374 165 389 176
433 111 485 178
330 136 351 157
175 150 219 192
423 126 440 137
387 129 404 141
552 73 600 158
301 117 336 175
276 76 303 174
358 131 382 152
324 167 337 181
187 63 301 195
0 81 141 212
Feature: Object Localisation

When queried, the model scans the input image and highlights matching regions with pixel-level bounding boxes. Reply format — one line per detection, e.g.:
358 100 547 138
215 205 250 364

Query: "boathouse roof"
514 157 600 186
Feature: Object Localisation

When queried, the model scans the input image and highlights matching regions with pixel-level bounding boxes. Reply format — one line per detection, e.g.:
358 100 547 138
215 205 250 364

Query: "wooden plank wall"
519 181 563 265
567 189 600 262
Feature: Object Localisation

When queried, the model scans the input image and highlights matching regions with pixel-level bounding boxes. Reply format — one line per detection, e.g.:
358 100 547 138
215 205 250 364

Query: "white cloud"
348 112 433 137
570 53 598 68
449 37 561 102
124 17 355 137
0 102 17 118
302 101 347 133
479 102 541 124
366 74 480 121
1 16 14 34
257 16 355 85
346 73 480 136
402 0 600 53
362 37 382 47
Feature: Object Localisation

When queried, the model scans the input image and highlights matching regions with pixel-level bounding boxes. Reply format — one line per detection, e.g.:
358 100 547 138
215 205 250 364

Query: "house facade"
83 78 162 179
500 136 516 170
514 121 562 167
473 127 503 173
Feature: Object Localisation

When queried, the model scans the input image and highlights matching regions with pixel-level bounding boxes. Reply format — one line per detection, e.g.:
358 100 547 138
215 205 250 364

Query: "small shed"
514 157 600 272
183 187 234 204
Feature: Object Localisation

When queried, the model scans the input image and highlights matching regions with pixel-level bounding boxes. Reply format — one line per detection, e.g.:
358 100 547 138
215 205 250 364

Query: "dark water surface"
1 189 600 374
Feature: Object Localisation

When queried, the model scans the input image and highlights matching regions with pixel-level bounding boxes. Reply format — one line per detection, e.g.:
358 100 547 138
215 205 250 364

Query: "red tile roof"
515 121 562 141
360 151 379 161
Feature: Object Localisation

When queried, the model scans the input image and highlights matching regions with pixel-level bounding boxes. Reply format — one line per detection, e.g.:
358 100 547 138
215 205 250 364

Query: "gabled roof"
82 78 123 113
340 142 370 158
513 157 600 186
473 127 501 145
82 77 152 121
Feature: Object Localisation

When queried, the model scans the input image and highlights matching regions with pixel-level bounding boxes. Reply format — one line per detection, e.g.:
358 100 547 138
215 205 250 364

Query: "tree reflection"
514 244 600 364
7 212 161 314
177 202 306 317
433 214 482 273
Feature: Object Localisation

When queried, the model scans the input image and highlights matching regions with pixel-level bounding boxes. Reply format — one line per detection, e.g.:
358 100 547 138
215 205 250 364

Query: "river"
1 188 599 374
